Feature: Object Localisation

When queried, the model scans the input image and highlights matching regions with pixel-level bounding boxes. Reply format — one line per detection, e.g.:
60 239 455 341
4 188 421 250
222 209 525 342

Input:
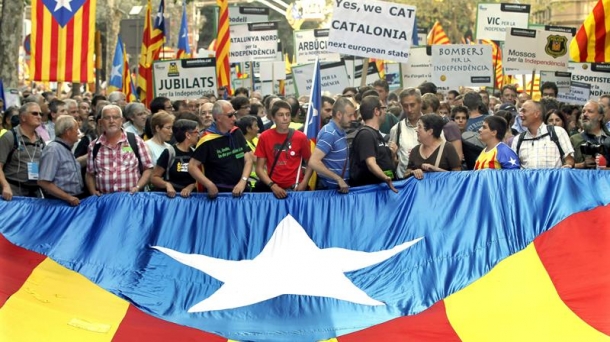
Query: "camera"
580 138 610 155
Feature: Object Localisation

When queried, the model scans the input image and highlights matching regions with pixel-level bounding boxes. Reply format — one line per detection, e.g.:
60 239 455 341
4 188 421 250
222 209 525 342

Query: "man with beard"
308 97 356 193
570 100 610 169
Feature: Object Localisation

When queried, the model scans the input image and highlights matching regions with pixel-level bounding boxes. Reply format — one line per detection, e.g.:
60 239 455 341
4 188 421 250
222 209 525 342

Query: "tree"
0 0 25 88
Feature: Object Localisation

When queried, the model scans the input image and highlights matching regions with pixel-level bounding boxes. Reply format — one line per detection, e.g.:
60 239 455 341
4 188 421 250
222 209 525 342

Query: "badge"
27 162 39 180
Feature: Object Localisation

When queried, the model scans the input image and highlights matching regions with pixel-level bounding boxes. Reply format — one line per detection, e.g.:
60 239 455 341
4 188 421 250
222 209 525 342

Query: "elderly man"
308 97 356 193
350 95 397 192
389 88 422 179
570 100 610 169
38 115 84 205
86 105 153 195
189 100 253 199
0 102 45 200
64 99 80 120
107 91 127 110
512 100 574 169
123 102 149 136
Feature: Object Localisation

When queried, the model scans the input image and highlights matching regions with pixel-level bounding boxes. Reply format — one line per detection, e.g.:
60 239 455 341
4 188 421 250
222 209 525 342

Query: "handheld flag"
570 0 610 62
122 42 138 103
411 17 419 46
138 0 166 107
108 37 125 93
427 21 451 45
216 0 232 96
177 1 191 59
481 39 504 89
30 0 96 82
302 57 322 189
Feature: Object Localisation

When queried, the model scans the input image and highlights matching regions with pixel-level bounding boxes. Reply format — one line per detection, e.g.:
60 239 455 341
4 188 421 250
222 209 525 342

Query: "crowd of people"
0 80 608 205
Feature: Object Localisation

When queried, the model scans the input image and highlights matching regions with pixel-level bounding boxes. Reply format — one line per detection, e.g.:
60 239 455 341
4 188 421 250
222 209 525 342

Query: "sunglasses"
224 112 236 118
29 111 43 116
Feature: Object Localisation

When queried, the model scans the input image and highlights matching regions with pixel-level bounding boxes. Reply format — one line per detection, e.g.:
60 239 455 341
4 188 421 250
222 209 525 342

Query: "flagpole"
529 69 536 97
294 57 319 188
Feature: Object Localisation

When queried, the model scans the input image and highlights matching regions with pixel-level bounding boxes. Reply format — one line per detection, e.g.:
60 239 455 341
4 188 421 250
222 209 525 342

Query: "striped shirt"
315 120 348 188
39 138 83 195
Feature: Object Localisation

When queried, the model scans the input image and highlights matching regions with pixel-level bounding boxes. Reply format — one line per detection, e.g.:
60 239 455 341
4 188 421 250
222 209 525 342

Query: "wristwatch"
241 176 248 182
267 181 275 187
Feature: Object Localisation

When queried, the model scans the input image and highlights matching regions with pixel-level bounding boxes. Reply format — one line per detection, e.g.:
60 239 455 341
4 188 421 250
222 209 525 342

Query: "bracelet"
267 181 275 188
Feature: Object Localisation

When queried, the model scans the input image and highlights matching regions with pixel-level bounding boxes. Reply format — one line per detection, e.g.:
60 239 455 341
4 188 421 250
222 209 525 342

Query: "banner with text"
228 6 269 25
569 62 610 100
292 61 350 96
353 59 381 87
540 71 571 93
401 47 433 89
557 81 591 105
327 0 416 63
230 22 279 63
153 58 217 100
294 29 341 64
475 3 530 41
431 45 493 88
503 27 572 72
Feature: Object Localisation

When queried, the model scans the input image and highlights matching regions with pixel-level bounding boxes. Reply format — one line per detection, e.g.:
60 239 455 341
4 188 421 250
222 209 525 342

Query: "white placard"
284 75 296 97
569 62 610 100
292 61 350 96
327 0 416 63
557 81 591 105
153 58 217 100
416 27 427 46
4 89 21 108
431 45 493 88
230 22 278 63
475 3 530 41
401 47 431 89
503 28 571 72
259 61 286 81
540 71 571 92
385 63 401 90
353 59 380 86
228 6 269 25
294 29 341 64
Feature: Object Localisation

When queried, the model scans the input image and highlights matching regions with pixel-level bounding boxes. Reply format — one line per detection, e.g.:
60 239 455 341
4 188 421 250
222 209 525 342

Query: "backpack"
515 125 564 161
3 127 46 168
461 131 485 170
164 145 193 181
91 132 143 173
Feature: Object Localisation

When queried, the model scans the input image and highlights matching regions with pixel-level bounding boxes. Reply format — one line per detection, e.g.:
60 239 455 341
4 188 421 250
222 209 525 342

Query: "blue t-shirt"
315 120 349 188
466 115 487 132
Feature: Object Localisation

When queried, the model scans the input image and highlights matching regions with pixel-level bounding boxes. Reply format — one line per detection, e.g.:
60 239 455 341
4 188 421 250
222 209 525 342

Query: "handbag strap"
268 128 294 178
434 142 445 169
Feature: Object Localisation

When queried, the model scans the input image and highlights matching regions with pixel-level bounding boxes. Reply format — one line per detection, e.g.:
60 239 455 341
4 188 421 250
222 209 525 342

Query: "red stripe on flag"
64 16 75 81
34 0 45 81
80 0 91 82
113 305 227 342
534 205 610 335
338 301 461 341
593 2 607 62
0 235 46 308
49 18 59 81
574 29 590 62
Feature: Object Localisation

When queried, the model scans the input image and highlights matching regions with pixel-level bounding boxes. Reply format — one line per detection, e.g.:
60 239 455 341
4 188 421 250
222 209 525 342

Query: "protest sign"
230 22 279 63
569 62 610 100
503 27 572 72
540 71 571 93
327 0 416 63
557 81 591 105
228 6 269 25
259 61 286 81
294 29 341 64
153 58 216 100
431 45 493 88
292 61 350 96
475 3 530 41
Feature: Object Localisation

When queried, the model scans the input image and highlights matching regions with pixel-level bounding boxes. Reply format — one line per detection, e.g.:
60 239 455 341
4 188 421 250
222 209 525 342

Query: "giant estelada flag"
1 170 609 341
30 0 96 82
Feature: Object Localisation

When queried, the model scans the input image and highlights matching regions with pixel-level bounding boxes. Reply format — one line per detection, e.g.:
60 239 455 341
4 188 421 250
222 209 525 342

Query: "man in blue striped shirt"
308 97 356 193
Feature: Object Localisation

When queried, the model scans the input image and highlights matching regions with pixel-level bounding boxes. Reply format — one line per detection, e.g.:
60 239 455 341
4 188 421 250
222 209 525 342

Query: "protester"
474 116 520 170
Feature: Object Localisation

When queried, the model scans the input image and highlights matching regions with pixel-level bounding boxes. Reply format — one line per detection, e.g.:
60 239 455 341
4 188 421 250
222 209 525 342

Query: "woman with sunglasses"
150 119 199 198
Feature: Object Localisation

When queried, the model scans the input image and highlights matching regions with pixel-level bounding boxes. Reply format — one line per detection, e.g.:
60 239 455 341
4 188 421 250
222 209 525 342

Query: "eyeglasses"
102 115 122 121
29 111 42 116
223 112 236 118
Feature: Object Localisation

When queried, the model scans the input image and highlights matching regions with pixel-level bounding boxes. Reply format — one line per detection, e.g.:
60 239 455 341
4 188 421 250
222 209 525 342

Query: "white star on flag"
109 62 122 82
509 157 517 166
54 0 73 12
153 215 423 312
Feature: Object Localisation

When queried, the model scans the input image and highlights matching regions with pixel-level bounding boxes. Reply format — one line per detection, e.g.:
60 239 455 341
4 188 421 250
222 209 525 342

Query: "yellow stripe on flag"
444 244 609 341
58 26 67 81
72 8 84 81
0 258 130 342
41 8 53 82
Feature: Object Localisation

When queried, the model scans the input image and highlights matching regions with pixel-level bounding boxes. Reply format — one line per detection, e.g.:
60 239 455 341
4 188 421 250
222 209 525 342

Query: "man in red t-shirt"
255 100 312 199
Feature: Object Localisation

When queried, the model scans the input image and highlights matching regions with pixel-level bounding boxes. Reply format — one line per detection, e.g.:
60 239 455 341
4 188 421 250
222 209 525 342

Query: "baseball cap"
499 103 518 116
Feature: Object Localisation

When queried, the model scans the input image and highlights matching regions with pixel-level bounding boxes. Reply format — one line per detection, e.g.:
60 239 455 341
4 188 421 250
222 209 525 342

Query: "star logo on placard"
153 215 423 312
